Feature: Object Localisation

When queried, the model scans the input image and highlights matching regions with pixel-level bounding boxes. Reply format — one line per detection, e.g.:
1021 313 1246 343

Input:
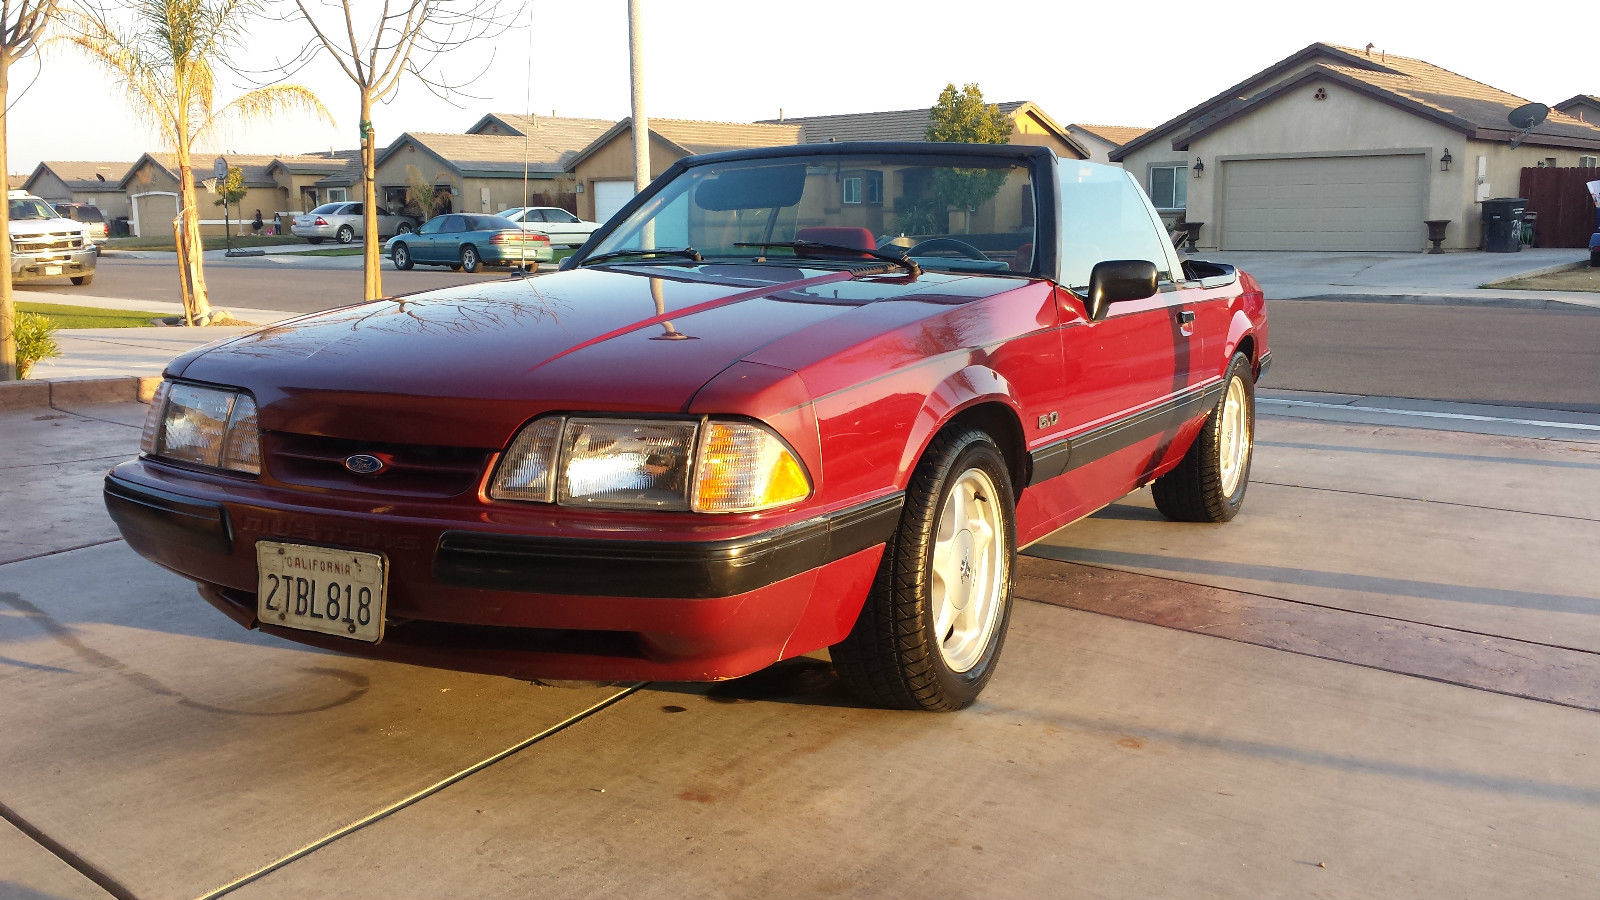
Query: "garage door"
132 193 179 239
1221 155 1425 251
592 180 635 225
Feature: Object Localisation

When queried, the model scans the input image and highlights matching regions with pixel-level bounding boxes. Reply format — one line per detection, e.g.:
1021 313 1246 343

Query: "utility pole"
627 0 648 195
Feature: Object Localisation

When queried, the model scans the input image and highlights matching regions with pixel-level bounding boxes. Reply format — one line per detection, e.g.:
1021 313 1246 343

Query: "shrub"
14 311 61 378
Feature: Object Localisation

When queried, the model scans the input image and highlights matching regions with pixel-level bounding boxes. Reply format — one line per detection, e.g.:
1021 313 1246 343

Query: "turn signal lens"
488 417 565 502
139 381 171 454
692 422 811 513
219 394 261 475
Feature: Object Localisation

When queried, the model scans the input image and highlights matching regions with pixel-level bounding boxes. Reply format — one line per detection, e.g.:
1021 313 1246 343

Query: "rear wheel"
390 243 413 270
396 222 414 235
831 428 1016 711
70 274 93 286
1152 352 1255 522
336 224 355 244
459 245 481 273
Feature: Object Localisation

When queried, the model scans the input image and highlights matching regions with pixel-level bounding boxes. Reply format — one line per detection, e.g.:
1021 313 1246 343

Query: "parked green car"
385 214 553 272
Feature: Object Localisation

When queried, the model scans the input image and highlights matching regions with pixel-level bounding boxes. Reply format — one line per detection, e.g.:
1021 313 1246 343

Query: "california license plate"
42 265 61 275
256 541 386 643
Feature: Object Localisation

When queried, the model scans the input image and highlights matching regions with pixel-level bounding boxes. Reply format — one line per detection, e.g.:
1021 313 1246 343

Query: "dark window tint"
343 203 362 216
439 215 465 233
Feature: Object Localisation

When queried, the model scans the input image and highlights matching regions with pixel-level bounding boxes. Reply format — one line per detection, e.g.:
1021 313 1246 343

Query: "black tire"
391 243 413 270
70 274 93 286
336 224 355 244
307 237 324 245
1590 249 1599 268
831 427 1016 711
1152 352 1255 523
459 245 480 273
396 222 414 235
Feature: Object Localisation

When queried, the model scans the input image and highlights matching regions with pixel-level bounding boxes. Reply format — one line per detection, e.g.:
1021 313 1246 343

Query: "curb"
1292 293 1600 312
0 375 163 412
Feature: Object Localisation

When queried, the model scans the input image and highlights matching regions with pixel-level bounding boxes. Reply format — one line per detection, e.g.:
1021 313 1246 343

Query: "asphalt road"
18 254 506 312
1266 300 1600 413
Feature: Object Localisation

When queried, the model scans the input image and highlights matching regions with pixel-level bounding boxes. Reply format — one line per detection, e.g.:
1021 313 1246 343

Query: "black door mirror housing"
1085 259 1159 321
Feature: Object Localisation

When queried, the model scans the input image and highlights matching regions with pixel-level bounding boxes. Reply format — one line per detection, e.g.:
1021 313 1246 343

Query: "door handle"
1177 310 1196 325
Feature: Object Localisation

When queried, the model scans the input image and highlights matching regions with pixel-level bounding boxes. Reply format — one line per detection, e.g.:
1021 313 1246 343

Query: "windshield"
586 153 1037 276
11 198 59 221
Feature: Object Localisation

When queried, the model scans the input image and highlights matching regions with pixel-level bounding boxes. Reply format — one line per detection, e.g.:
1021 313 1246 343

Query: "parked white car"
9 191 96 285
291 202 418 244
496 207 600 248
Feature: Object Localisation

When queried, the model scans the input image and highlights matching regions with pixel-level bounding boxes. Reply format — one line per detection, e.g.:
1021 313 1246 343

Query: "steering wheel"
906 237 989 260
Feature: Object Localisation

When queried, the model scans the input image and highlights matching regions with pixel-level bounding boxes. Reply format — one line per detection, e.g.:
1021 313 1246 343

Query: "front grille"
265 432 493 498
13 231 85 255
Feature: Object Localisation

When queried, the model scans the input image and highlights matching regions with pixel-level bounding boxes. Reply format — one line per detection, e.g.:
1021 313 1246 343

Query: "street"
5 257 1600 899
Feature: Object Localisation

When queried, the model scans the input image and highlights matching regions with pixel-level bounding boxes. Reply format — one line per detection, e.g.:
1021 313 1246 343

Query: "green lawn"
18 301 167 329
103 234 303 252
294 246 366 257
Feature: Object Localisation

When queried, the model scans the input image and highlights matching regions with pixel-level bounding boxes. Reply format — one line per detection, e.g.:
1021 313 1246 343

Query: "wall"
569 131 683 220
375 143 460 217
1007 111 1085 160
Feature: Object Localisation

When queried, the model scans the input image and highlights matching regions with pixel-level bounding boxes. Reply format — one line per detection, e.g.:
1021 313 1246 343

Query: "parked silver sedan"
291 202 418 244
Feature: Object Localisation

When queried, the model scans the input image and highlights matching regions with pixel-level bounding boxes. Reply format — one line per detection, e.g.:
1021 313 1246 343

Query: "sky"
7 0 1595 172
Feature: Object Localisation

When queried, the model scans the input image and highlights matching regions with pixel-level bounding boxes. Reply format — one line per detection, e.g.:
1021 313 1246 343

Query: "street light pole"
628 0 648 196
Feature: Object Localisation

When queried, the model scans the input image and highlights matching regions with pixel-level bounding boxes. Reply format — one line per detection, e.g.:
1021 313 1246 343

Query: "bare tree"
0 0 58 380
280 0 514 302
69 0 329 325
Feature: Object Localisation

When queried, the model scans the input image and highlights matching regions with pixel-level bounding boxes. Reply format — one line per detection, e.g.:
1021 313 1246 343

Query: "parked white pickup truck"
9 190 97 286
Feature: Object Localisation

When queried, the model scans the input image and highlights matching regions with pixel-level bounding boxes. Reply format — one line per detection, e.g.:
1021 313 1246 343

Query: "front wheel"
1152 352 1255 522
336 225 355 244
70 274 93 286
390 243 413 270
831 428 1016 711
459 245 480 273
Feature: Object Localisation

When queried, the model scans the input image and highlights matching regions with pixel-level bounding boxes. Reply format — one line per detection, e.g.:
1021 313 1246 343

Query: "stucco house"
24 161 134 219
1112 43 1600 251
762 101 1086 159
264 152 360 214
564 119 802 222
1554 95 1600 126
1065 124 1148 164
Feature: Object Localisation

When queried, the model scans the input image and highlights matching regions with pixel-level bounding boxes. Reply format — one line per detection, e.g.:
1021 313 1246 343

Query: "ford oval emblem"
344 454 385 475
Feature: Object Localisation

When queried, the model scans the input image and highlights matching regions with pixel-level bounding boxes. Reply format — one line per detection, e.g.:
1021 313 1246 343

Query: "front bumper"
12 248 96 282
104 461 899 681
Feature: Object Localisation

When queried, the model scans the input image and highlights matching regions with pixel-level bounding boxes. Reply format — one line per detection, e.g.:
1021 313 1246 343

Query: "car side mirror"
1085 259 1159 321
559 255 577 271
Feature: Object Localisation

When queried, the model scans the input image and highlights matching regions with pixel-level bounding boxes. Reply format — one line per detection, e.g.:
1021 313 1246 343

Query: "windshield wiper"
734 241 921 277
581 247 703 266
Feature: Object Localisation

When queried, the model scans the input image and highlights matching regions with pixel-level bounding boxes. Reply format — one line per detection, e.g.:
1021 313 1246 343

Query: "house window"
1149 165 1187 211
841 171 883 206
1581 156 1598 167
383 187 407 208
326 187 348 203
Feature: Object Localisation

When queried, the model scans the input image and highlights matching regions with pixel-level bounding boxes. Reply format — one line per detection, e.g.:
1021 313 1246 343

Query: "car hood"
9 216 87 237
174 264 1012 447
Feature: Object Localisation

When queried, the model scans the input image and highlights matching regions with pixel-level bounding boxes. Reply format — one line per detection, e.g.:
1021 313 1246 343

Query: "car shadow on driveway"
1025 544 1600 617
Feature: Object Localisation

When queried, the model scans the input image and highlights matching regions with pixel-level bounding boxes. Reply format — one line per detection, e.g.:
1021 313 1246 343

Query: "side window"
546 209 579 224
524 209 547 222
439 215 464 233
1057 162 1177 288
344 203 362 216
418 217 443 235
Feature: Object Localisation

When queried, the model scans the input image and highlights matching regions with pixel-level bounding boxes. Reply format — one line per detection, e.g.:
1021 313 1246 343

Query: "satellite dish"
1508 102 1549 130
1508 102 1549 148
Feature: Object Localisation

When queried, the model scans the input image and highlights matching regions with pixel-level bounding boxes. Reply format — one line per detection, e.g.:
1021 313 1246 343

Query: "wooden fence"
1518 167 1600 248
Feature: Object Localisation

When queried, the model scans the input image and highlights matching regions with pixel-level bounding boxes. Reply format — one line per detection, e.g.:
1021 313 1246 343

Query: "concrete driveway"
3 390 1598 900
1201 248 1588 300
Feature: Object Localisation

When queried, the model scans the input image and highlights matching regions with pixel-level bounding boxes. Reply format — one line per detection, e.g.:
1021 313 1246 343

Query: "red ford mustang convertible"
107 142 1268 710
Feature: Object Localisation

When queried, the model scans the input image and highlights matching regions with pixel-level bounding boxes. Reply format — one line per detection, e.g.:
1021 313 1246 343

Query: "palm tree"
67 0 328 324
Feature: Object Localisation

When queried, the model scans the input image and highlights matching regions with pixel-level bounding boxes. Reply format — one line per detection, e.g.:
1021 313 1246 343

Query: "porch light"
1192 157 1204 177
1440 148 1452 172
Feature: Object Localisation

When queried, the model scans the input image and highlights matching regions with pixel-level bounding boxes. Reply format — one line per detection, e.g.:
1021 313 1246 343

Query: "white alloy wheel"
1218 376 1250 497
930 467 1005 673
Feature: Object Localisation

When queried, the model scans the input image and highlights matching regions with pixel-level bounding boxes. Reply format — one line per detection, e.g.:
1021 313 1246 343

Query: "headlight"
489 416 811 513
141 381 261 475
